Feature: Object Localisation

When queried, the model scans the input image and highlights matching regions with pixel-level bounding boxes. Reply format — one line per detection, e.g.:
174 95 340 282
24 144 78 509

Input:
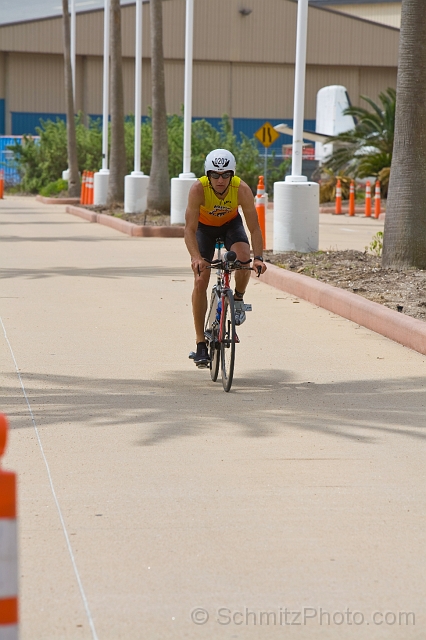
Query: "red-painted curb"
67 205 97 223
36 195 80 205
65 205 184 237
96 212 137 235
254 263 426 356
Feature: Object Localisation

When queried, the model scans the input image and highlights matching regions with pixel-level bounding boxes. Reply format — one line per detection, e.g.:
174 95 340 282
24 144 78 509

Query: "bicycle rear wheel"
220 290 236 392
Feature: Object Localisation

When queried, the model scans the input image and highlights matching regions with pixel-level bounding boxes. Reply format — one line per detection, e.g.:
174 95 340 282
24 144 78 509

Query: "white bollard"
93 170 110 206
124 172 150 214
0 414 18 640
170 175 197 225
273 179 319 253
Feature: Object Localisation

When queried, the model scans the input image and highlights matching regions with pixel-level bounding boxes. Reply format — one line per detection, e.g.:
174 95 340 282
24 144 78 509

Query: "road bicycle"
203 239 260 392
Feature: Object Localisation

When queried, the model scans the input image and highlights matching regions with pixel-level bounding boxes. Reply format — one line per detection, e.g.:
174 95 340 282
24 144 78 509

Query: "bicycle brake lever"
256 266 262 278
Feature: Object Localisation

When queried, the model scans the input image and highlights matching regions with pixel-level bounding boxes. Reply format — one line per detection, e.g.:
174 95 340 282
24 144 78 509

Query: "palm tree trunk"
62 0 80 197
107 0 126 207
147 0 170 214
382 0 426 268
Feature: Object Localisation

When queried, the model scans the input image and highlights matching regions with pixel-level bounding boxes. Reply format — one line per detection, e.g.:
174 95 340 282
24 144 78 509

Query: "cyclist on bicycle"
185 148 267 366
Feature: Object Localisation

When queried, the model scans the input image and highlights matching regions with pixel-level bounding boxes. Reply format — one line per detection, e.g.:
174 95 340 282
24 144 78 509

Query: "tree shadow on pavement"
2 369 425 447
0 266 191 280
1 235 119 242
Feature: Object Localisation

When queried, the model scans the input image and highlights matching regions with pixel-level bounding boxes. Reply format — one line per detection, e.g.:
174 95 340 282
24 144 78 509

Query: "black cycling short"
196 213 249 262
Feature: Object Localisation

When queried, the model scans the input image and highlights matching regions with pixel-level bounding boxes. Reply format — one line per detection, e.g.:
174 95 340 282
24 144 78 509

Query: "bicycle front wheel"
205 286 220 382
220 290 236 392
209 327 220 382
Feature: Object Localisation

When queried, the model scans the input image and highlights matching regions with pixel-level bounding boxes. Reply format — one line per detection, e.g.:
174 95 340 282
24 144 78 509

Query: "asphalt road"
1 197 424 639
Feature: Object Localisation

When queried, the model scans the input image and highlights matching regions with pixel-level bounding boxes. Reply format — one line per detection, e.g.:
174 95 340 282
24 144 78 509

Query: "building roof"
0 0 138 27
310 0 399 5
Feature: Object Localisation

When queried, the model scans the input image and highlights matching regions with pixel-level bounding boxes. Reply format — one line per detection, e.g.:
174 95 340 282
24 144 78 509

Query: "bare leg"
231 241 251 296
192 269 211 344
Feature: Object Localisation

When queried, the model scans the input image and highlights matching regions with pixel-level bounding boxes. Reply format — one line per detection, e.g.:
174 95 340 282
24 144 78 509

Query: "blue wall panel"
10 111 318 153
0 100 5 135
0 136 23 185
12 112 66 135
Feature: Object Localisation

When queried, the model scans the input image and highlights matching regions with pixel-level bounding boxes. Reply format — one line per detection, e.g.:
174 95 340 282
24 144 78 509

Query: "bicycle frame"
200 240 260 390
208 242 237 344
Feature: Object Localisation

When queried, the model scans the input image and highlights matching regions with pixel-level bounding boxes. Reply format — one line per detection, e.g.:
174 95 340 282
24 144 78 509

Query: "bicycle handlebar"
204 258 262 277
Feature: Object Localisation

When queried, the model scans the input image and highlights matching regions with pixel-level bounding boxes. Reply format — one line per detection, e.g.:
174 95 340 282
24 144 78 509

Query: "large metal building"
310 1 401 29
0 0 399 147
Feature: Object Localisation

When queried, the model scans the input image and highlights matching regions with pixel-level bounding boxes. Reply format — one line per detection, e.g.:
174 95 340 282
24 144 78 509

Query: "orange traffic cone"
86 172 94 205
256 175 265 200
365 181 372 217
0 414 19 639
348 179 355 216
255 176 266 250
0 170 4 199
374 180 381 219
335 178 342 215
80 171 87 204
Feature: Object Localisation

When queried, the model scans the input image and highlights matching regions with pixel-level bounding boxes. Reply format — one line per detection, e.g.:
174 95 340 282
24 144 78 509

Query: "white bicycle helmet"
204 149 236 175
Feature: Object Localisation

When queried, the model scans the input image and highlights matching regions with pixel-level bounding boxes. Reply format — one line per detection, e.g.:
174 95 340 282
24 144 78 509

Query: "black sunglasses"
209 171 233 180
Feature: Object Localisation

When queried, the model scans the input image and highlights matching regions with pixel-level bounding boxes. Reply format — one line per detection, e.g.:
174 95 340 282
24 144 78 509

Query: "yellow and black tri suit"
196 175 249 261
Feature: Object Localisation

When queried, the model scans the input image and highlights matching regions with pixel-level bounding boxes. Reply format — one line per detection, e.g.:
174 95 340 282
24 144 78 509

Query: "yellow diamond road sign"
254 122 280 148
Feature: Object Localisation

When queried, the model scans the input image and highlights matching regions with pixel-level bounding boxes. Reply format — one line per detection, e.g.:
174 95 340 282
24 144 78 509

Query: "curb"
36 195 81 205
67 205 97 223
319 206 367 215
254 263 426 357
66 205 185 237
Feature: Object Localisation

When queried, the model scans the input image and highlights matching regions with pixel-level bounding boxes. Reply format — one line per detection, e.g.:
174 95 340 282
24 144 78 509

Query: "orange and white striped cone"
0 414 18 640
348 179 355 216
365 180 372 217
256 175 265 200
374 180 381 219
87 172 94 205
255 176 266 250
80 171 87 205
335 178 342 215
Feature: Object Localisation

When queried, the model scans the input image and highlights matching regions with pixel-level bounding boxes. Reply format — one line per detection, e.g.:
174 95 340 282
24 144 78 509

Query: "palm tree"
107 0 126 207
147 0 170 214
325 88 396 195
382 0 426 268
62 0 80 197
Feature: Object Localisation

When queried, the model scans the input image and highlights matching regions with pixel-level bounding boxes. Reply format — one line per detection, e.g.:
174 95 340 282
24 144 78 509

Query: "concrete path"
264 206 384 252
0 196 424 639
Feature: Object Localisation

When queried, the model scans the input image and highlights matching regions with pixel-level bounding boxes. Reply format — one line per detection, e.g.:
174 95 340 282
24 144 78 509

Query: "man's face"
208 170 233 193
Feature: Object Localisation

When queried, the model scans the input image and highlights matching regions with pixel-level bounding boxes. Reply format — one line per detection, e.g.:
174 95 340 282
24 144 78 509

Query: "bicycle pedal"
196 362 209 369
244 303 252 312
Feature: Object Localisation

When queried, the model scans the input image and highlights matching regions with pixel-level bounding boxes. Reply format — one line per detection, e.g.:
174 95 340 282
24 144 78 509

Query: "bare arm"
238 180 267 274
184 181 207 274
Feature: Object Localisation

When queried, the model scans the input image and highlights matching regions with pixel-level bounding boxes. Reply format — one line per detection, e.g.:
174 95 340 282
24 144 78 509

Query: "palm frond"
324 87 395 177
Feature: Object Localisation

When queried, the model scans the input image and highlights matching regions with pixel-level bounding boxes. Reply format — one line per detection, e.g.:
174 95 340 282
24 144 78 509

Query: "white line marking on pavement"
0 316 99 640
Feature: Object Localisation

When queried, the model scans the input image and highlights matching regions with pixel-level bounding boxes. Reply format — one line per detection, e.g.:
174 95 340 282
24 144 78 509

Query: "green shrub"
10 112 289 196
39 178 69 197
366 231 383 257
